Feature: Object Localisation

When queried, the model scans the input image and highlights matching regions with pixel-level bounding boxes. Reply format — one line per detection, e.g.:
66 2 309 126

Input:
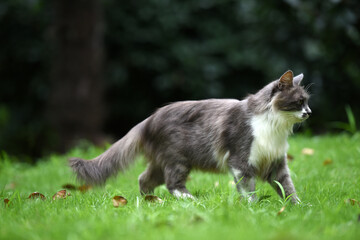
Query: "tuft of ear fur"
278 70 294 90
293 73 304 86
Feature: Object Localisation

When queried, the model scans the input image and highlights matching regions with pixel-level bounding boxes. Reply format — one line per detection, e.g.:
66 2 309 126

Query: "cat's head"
272 70 311 122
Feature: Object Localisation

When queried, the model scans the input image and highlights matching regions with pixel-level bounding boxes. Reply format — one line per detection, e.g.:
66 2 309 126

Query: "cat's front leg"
268 158 300 204
230 167 257 203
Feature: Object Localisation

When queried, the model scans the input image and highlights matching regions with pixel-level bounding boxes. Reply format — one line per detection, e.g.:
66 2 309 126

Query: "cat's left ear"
293 73 304 86
278 70 294 90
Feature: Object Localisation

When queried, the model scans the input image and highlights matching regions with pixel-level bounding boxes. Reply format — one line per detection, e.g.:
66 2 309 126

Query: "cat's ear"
293 73 304 86
278 70 293 90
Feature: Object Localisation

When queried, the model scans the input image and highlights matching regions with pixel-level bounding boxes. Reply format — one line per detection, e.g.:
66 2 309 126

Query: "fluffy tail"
69 120 145 185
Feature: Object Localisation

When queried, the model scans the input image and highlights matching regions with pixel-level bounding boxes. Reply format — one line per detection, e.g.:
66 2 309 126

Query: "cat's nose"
306 108 312 116
302 107 312 118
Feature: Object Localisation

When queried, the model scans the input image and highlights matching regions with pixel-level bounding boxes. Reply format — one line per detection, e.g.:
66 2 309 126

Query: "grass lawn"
1 134 360 240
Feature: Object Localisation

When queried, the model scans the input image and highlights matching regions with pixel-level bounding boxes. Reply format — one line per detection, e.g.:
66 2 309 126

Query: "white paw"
292 196 301 205
173 190 195 199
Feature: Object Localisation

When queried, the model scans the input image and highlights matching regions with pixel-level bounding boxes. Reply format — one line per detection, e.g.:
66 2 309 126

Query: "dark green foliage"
0 0 52 160
1 0 360 159
103 0 360 134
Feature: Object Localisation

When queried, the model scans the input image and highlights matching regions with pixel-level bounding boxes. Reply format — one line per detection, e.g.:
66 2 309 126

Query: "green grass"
1 134 360 240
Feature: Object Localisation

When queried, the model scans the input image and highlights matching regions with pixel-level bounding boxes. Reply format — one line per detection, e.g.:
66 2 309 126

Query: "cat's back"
141 98 244 143
152 99 241 125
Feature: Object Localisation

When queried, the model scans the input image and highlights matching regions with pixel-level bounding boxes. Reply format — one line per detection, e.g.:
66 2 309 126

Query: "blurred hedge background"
0 0 359 162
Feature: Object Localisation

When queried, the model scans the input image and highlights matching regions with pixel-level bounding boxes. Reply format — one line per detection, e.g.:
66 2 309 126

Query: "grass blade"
345 105 356 134
273 180 286 200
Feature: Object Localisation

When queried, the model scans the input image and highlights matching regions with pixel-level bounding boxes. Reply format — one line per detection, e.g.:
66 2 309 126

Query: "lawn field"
1 134 360 240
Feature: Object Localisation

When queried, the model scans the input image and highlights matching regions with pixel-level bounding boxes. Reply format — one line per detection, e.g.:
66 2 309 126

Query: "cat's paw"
291 196 301 205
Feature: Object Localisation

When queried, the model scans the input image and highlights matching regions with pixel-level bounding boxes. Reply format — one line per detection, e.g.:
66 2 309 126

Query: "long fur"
69 70 311 203
69 119 146 185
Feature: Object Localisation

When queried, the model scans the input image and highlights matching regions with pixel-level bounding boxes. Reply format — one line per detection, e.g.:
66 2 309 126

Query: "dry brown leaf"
78 185 92 193
144 195 163 203
28 192 46 200
287 154 294 161
4 198 10 206
52 190 70 200
345 198 359 206
277 206 286 216
349 199 358 206
323 159 333 166
62 184 77 190
112 196 128 207
302 148 314 156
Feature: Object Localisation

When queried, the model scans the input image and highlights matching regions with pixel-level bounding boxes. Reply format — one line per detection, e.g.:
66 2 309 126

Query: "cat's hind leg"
164 163 195 199
138 163 165 195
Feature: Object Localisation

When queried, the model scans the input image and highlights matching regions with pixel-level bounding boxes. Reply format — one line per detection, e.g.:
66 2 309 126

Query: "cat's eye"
298 99 304 105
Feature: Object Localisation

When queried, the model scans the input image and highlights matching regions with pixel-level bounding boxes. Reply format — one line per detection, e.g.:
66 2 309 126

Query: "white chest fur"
248 111 292 175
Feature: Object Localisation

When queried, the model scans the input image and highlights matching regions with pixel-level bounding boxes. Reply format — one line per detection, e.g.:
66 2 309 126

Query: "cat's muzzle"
301 107 312 119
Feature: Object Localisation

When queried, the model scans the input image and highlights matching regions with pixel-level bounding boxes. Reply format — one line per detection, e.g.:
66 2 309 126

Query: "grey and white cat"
69 70 311 203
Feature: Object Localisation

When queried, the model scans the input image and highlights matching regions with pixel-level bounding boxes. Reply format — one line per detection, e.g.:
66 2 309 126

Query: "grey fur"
69 120 145 185
69 70 311 203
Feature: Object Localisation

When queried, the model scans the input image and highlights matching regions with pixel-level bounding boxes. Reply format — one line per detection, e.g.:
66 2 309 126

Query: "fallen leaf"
349 199 358 206
345 198 359 206
28 192 46 200
277 206 286 216
302 148 314 156
323 159 333 166
287 154 294 161
4 199 9 206
78 185 92 193
144 195 163 203
62 184 77 190
112 196 128 207
52 190 70 200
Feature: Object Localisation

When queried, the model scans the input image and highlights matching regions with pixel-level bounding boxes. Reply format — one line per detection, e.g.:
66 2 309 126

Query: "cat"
69 70 311 204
